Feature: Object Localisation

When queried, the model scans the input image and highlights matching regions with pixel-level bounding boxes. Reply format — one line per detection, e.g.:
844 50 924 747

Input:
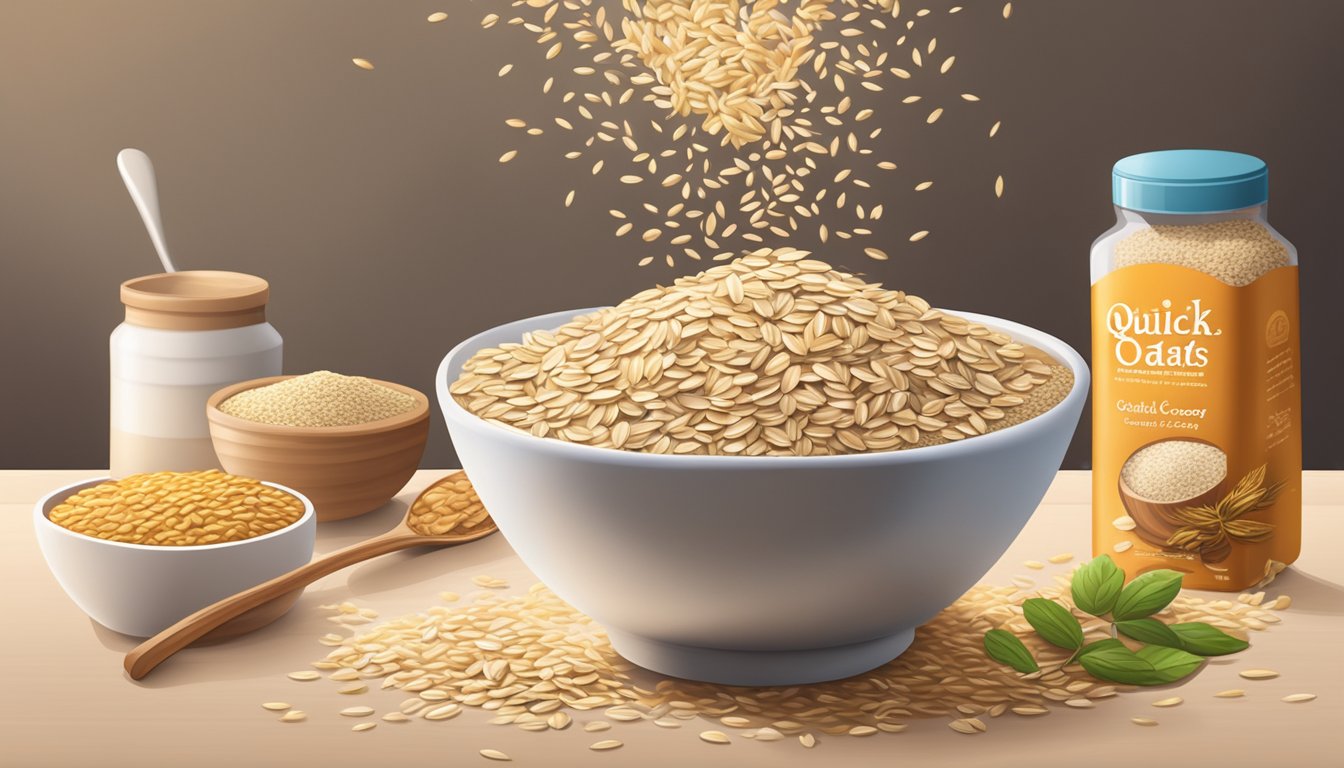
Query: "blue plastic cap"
1113 150 1268 214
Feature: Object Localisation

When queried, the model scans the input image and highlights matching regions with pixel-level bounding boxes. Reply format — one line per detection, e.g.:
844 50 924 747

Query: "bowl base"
606 628 915 686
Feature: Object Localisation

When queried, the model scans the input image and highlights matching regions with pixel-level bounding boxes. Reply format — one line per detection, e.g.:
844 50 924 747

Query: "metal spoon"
124 471 497 680
116 148 177 273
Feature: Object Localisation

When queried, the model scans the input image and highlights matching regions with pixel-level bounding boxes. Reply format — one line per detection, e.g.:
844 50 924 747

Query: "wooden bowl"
207 376 429 522
1118 438 1229 553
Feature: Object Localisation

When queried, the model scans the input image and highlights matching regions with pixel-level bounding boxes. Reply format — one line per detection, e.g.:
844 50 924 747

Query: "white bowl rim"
35 476 316 552
437 306 1089 467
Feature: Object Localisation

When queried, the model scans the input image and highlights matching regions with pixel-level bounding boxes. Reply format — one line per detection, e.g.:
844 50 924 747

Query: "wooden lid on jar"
120 271 270 331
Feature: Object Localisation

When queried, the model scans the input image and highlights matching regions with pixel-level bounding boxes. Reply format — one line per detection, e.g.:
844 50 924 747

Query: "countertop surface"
4 470 1340 768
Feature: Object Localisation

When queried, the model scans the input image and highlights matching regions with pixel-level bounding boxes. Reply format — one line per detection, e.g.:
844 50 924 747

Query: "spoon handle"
124 531 418 680
116 148 176 273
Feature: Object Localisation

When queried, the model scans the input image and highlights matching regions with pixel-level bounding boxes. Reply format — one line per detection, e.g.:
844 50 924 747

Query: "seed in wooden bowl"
218 371 417 428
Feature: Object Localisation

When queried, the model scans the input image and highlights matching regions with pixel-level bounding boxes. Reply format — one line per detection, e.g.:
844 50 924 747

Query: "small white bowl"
34 477 316 638
438 308 1088 685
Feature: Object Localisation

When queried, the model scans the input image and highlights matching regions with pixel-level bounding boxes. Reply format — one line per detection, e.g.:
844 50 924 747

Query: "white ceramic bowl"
437 308 1088 685
34 477 316 638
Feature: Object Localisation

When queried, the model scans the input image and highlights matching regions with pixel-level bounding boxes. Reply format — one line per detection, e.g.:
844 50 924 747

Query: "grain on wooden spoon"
124 471 496 680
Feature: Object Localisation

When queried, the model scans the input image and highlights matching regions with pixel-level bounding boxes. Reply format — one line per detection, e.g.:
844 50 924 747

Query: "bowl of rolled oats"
437 249 1088 685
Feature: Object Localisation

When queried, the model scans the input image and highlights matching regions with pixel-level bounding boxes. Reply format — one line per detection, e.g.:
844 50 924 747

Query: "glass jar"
1090 150 1301 591
110 271 283 478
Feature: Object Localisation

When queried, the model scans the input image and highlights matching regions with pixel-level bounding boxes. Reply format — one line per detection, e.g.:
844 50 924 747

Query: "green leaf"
1078 645 1161 685
1136 645 1205 683
1116 618 1183 648
1078 641 1207 686
1022 598 1084 650
1077 638 1127 658
983 629 1039 673
1112 570 1184 621
1168 623 1250 656
1071 555 1126 616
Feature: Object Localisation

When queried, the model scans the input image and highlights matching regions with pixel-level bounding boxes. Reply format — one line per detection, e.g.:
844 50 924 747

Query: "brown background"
1 0 1340 470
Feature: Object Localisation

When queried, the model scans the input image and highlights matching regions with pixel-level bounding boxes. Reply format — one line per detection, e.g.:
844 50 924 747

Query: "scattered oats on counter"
271 564 1289 746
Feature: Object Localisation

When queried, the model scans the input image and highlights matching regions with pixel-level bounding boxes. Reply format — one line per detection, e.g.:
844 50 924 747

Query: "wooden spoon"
125 471 497 680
